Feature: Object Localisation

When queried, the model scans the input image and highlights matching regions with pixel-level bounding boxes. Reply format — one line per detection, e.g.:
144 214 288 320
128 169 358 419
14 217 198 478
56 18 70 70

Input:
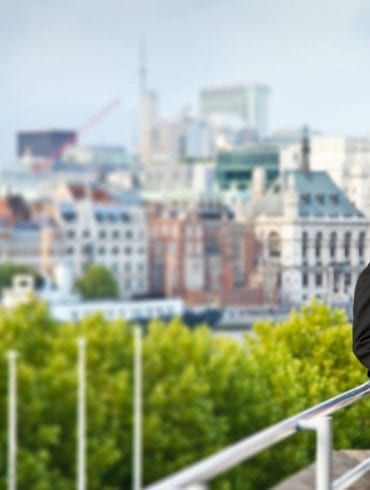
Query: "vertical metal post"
77 338 87 490
133 326 142 490
299 416 332 490
7 351 17 490
315 416 332 490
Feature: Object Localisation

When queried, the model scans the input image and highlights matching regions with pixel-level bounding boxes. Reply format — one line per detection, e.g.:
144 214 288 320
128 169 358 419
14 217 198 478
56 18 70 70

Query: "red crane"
32 97 121 173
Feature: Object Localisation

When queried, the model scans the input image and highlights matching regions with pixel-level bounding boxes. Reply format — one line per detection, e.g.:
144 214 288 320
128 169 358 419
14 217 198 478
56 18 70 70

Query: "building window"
329 232 337 259
302 232 308 259
112 230 120 239
83 230 90 238
358 232 365 258
99 230 106 239
95 212 103 223
66 247 74 255
330 194 339 205
334 270 340 293
126 230 133 239
66 230 75 239
82 244 93 256
268 232 281 258
345 272 351 288
62 211 76 222
315 273 322 287
120 213 130 223
98 247 106 255
344 232 351 258
315 232 322 259
302 272 308 287
112 247 119 255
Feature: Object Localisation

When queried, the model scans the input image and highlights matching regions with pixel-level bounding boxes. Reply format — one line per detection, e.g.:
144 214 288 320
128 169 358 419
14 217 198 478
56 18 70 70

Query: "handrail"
145 381 370 490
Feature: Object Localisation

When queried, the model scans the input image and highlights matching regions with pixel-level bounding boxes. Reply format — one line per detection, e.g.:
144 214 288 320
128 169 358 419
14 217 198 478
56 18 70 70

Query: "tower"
138 38 159 165
139 36 147 94
301 125 310 175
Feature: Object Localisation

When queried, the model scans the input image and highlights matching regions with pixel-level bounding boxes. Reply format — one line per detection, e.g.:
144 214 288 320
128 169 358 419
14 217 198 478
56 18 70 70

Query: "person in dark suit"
353 264 370 375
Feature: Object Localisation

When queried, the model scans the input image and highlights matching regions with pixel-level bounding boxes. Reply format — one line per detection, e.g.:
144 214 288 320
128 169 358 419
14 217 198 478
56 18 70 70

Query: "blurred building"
138 90 160 165
52 196 148 299
148 201 263 306
200 84 270 139
18 129 77 159
281 136 370 218
61 145 132 169
216 145 279 192
0 195 63 276
179 114 212 161
2 270 185 322
253 140 369 305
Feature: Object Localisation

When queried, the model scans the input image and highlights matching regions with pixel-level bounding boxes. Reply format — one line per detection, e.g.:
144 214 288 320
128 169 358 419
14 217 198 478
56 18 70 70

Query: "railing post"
299 416 332 490
133 326 143 490
7 351 17 490
77 338 87 490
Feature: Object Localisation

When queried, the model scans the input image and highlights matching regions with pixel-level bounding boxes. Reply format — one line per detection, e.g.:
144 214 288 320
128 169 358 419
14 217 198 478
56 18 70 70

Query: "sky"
2 0 370 163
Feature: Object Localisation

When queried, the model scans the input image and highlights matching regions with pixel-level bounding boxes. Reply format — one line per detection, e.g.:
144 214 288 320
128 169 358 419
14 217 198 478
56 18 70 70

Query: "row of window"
301 194 339 205
62 211 134 224
302 231 365 259
267 231 366 259
302 271 352 289
66 229 145 240
65 246 146 256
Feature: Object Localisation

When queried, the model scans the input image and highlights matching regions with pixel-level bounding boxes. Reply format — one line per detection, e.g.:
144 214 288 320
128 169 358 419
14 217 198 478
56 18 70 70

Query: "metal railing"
145 381 370 490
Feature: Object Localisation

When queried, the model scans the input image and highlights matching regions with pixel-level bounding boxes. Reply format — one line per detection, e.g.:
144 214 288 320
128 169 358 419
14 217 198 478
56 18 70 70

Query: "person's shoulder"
356 263 370 286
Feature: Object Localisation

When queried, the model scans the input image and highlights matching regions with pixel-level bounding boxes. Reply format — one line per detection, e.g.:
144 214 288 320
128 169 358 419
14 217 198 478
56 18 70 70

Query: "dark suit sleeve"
353 264 370 374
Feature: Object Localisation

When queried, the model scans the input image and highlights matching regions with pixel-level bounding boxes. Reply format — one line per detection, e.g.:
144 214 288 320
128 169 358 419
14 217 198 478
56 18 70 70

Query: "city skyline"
2 0 370 164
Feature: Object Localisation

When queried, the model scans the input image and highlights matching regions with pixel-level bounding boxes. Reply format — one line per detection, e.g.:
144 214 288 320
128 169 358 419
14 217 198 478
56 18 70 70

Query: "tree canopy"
74 264 119 300
0 299 366 489
0 263 38 296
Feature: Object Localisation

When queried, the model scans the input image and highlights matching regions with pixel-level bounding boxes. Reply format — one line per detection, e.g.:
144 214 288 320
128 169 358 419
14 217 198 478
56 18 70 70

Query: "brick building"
148 201 263 306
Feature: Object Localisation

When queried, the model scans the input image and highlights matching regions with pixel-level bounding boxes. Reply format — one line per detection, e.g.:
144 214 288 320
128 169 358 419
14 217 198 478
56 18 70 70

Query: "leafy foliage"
74 264 119 300
0 299 366 489
0 263 38 296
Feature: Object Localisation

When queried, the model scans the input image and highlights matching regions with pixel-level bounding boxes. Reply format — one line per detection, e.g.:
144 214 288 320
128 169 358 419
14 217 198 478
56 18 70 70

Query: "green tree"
0 299 366 489
74 264 119 300
0 263 38 296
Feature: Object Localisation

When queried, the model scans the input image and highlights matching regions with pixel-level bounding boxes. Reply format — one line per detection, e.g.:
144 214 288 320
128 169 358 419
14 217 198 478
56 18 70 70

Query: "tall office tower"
200 84 270 139
137 38 160 165
138 89 159 165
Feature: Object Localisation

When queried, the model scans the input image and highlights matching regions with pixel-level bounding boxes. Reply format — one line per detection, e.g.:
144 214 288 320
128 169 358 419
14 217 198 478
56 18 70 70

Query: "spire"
139 36 147 94
301 125 310 175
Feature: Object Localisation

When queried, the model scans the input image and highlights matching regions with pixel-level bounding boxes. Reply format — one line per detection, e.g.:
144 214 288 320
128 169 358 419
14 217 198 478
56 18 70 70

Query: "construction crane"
32 97 121 173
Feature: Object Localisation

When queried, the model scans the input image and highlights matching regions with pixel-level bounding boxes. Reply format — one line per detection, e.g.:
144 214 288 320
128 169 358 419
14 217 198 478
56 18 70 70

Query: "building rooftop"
253 170 364 218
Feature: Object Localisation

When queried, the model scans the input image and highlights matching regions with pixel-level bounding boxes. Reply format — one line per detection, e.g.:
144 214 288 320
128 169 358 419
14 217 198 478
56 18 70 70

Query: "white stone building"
54 200 149 299
253 169 369 306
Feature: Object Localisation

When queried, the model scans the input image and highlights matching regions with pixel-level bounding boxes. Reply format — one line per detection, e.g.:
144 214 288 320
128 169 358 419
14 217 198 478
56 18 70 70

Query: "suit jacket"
353 263 370 375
